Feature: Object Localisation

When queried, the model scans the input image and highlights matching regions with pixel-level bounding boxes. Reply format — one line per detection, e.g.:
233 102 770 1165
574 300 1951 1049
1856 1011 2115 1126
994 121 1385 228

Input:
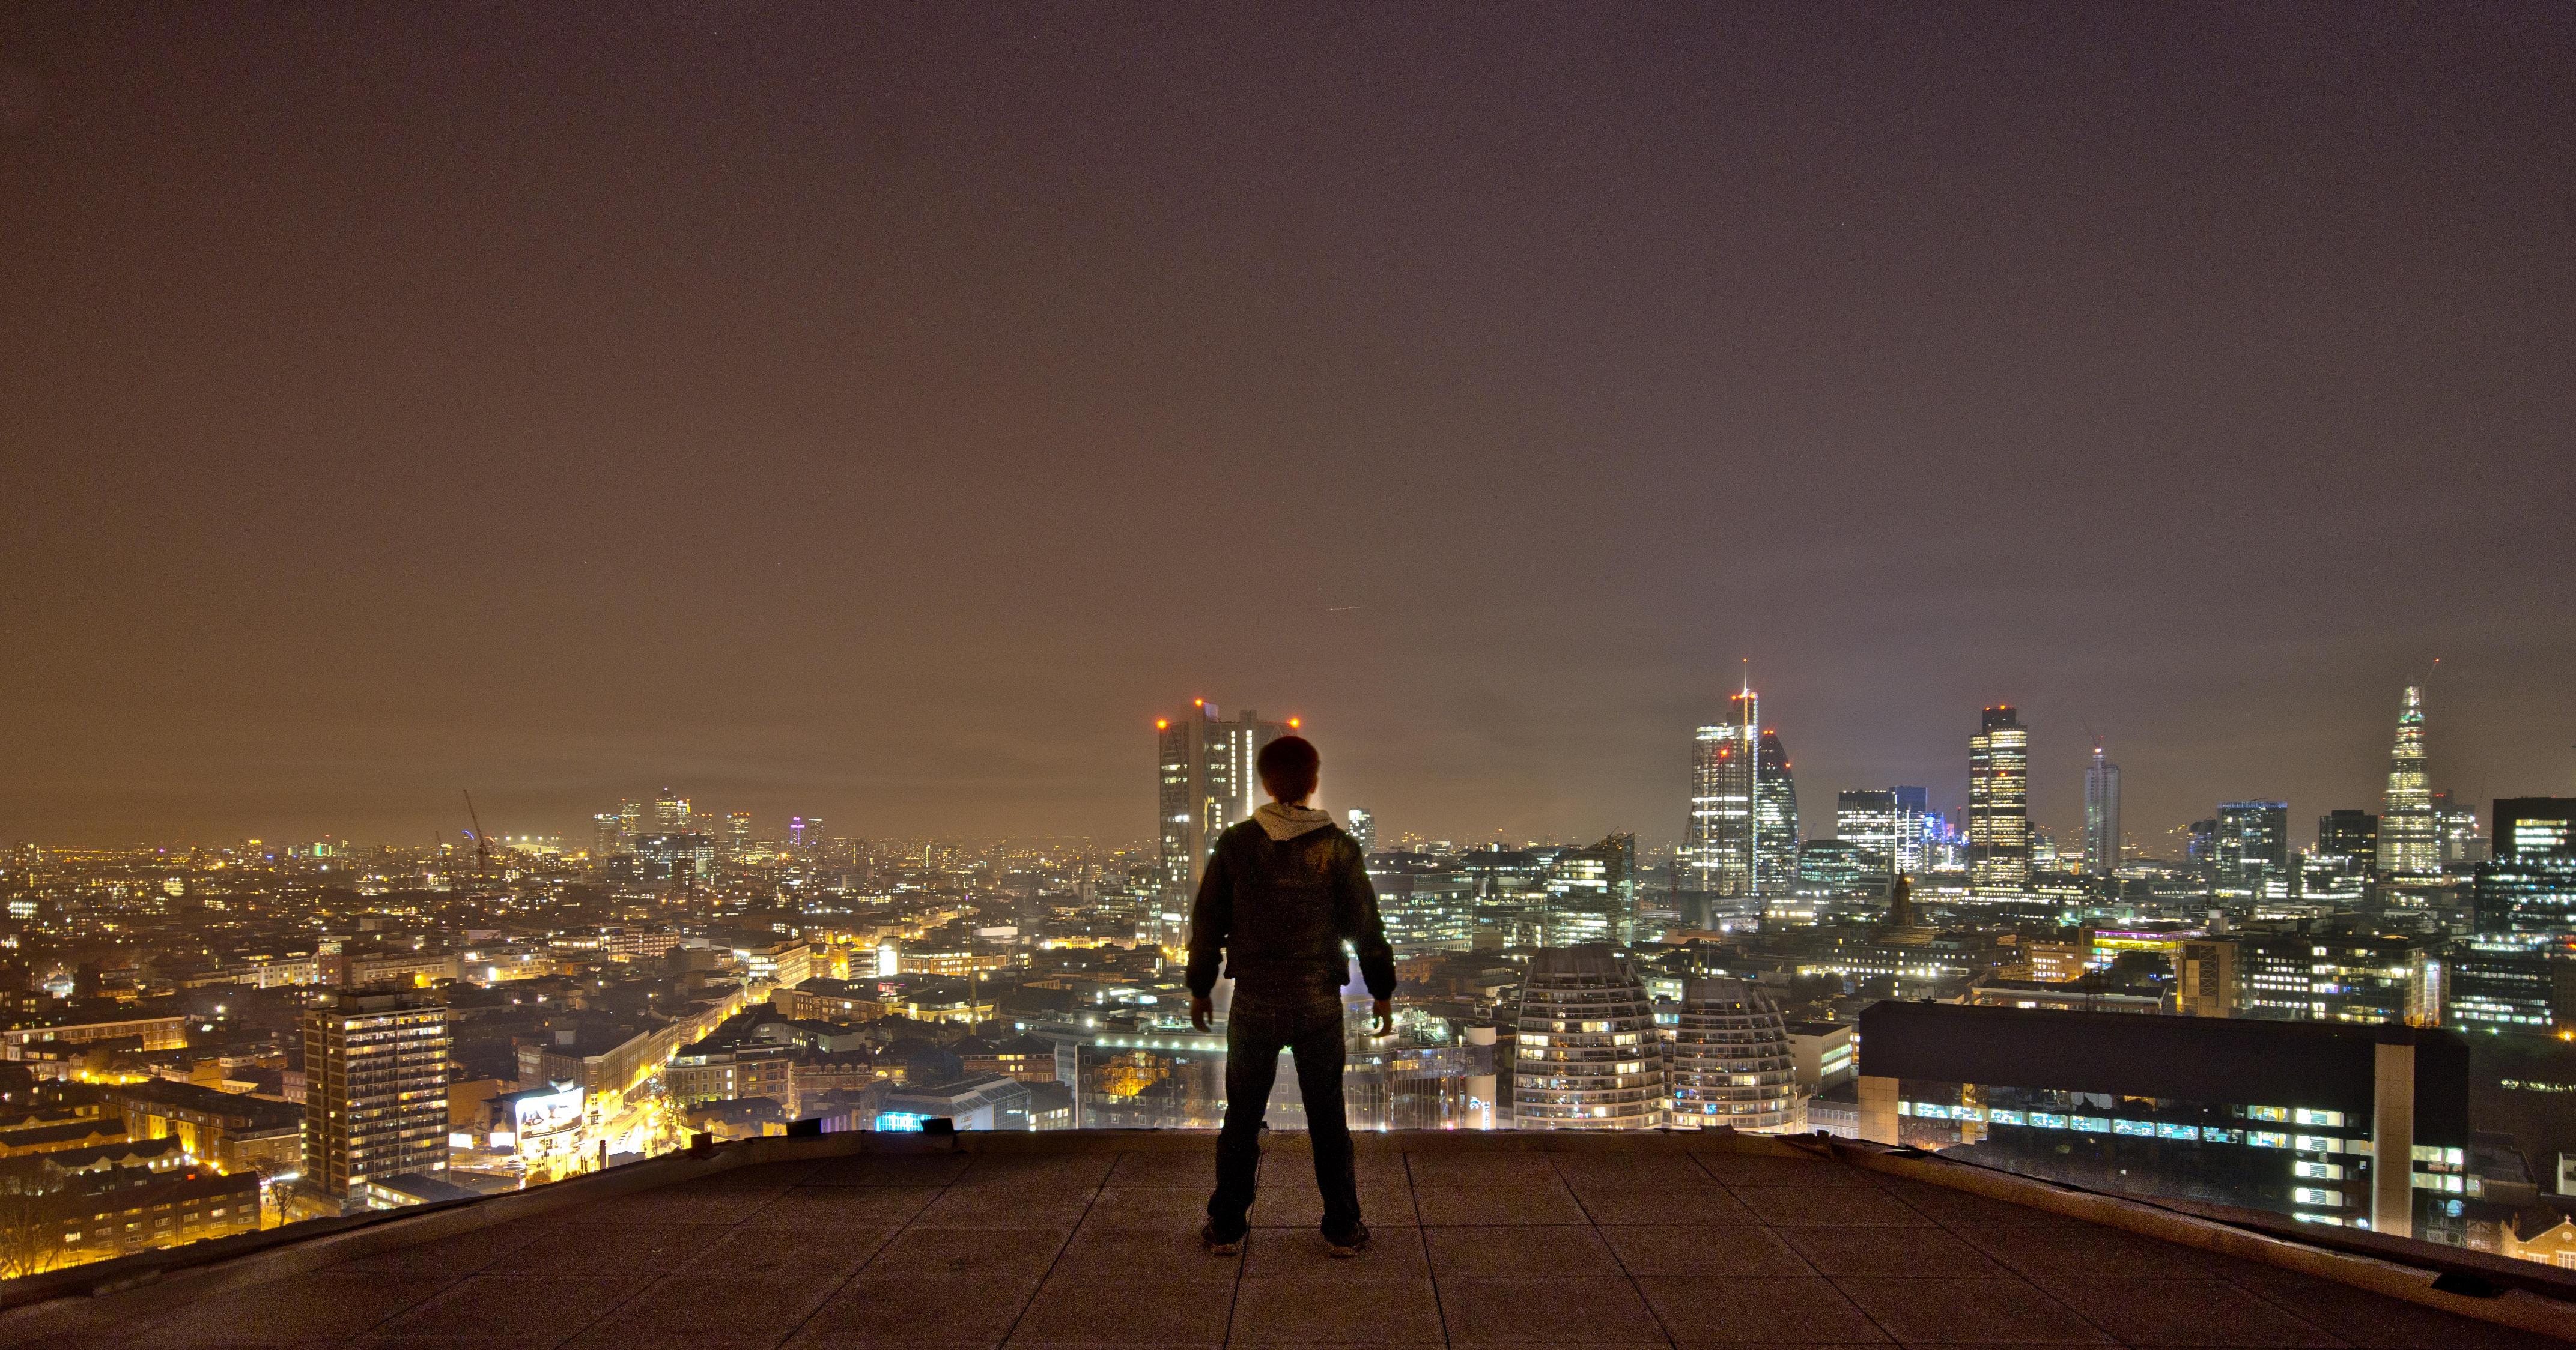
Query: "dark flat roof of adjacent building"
3 1129 2571 1348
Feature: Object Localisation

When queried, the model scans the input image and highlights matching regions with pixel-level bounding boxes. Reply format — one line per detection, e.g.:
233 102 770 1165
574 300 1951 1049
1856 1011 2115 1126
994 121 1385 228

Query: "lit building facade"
2378 685 2438 876
1835 790 1899 882
302 990 451 1204
1156 701 1292 928
1752 731 1799 898
2084 742 2121 877
1967 706 2030 894
1664 978 1802 1131
1684 688 1760 898
1511 945 1661 1130
1858 1001 2470 1238
2213 801 2290 898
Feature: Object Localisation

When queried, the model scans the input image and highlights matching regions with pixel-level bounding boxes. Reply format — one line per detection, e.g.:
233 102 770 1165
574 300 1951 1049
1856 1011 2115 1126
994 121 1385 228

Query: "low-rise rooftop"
5 1130 2572 1348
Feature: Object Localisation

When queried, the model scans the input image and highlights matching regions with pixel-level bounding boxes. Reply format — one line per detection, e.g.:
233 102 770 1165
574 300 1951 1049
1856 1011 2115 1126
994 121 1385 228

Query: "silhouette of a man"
1187 734 1394 1256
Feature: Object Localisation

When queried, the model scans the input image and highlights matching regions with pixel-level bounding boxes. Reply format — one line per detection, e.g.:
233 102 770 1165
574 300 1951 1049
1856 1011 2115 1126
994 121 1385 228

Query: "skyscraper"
724 811 752 858
591 811 622 860
2318 809 2379 866
1752 730 1799 897
2213 801 2290 896
1835 790 1900 879
2377 685 2438 876
2083 741 2121 877
1346 808 1375 855
1511 945 1660 1129
653 787 691 833
1684 685 1758 897
1967 706 2030 894
1889 786 1932 874
302 990 450 1208
1156 701 1292 919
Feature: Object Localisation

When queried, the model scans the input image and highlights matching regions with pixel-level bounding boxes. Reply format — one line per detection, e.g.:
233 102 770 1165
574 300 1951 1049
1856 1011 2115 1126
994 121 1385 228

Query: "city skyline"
1 674 2564 859
3 7 2571 850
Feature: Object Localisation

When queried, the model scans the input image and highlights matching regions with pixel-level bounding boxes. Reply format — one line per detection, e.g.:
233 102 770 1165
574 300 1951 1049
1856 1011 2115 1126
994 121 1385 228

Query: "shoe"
1201 1221 1245 1256
1324 1221 1370 1258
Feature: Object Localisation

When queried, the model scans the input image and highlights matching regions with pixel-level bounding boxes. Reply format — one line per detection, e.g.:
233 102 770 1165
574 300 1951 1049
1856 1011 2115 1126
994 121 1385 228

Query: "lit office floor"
7 1132 2568 1349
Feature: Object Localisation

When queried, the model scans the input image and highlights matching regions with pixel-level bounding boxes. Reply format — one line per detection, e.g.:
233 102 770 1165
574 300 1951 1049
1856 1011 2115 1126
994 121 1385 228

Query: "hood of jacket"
1253 801 1335 841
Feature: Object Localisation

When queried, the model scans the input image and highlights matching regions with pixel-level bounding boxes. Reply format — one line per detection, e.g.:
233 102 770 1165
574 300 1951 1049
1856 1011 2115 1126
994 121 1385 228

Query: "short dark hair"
1257 734 1320 802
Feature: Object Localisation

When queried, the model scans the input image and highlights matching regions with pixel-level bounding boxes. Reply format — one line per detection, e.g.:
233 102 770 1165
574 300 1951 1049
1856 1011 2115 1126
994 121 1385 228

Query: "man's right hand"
1190 994 1212 1031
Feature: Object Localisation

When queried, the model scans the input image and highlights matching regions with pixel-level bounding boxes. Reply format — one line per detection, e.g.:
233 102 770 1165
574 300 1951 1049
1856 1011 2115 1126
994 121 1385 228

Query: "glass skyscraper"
2213 801 2290 897
1684 688 1759 897
1752 730 1799 898
2377 685 2438 876
1968 705 2030 894
2083 741 2121 877
1835 790 1899 880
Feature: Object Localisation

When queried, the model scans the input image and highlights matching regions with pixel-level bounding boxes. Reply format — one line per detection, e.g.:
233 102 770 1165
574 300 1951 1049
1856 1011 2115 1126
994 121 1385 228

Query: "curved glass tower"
1752 730 1799 897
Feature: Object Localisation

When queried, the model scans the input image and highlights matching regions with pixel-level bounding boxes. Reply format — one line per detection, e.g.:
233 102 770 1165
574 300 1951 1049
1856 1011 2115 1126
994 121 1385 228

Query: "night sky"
4 4 2572 850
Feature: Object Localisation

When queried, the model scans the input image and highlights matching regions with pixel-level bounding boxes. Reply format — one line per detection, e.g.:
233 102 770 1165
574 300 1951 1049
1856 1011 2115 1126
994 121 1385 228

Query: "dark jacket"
1185 819 1396 1003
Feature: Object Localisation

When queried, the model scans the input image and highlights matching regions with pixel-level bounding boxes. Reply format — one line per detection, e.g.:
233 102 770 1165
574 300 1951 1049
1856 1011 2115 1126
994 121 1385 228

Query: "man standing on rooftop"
1188 733 1396 1257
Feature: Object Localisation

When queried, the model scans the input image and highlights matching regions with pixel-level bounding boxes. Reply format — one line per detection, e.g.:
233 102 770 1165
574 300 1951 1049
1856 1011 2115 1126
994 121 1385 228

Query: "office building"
2377 685 2438 876
590 812 622 860
1795 839 1875 904
653 788 690 832
302 990 451 1206
1889 786 1932 874
2441 946 2576 1035
1784 1022 1857 1093
1539 834 1638 947
1968 706 2030 894
1683 687 1760 897
2238 932 2428 1024
2435 792 2488 871
1665 978 1803 1131
1346 807 1375 855
2318 810 2378 868
788 816 824 855
2476 799 2576 936
1752 730 1799 897
634 832 715 885
1512 945 1662 1130
1835 790 1899 880
1157 701 1293 918
1369 855 1475 955
2213 801 2290 897
2084 742 2121 876
2496 799 2576 859
724 811 752 857
2177 939 2238 1017
1858 1000 2468 1237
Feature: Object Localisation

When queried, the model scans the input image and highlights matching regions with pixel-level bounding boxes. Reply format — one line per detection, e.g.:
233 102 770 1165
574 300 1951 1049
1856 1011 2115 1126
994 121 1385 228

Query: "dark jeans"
1207 992 1359 1238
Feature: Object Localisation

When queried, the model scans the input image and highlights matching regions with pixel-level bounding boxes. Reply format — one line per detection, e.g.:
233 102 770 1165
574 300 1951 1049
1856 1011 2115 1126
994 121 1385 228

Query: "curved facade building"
1665 977 1803 1131
1511 945 1662 1130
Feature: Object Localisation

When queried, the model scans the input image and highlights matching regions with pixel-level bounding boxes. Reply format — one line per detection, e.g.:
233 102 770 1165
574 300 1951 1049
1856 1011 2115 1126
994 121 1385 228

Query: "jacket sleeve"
1335 835 1397 1000
1184 835 1233 999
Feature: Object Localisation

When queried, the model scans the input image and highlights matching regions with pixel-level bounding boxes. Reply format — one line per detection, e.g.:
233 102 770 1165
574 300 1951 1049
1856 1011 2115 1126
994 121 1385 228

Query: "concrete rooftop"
8 1131 2574 1349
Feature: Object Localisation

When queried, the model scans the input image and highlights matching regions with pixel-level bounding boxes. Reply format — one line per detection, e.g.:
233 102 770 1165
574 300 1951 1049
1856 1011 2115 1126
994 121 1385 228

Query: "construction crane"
462 790 494 883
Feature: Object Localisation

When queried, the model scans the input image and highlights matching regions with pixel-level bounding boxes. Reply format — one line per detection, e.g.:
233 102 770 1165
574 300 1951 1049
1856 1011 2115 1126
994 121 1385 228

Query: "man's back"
1185 808 1394 1006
